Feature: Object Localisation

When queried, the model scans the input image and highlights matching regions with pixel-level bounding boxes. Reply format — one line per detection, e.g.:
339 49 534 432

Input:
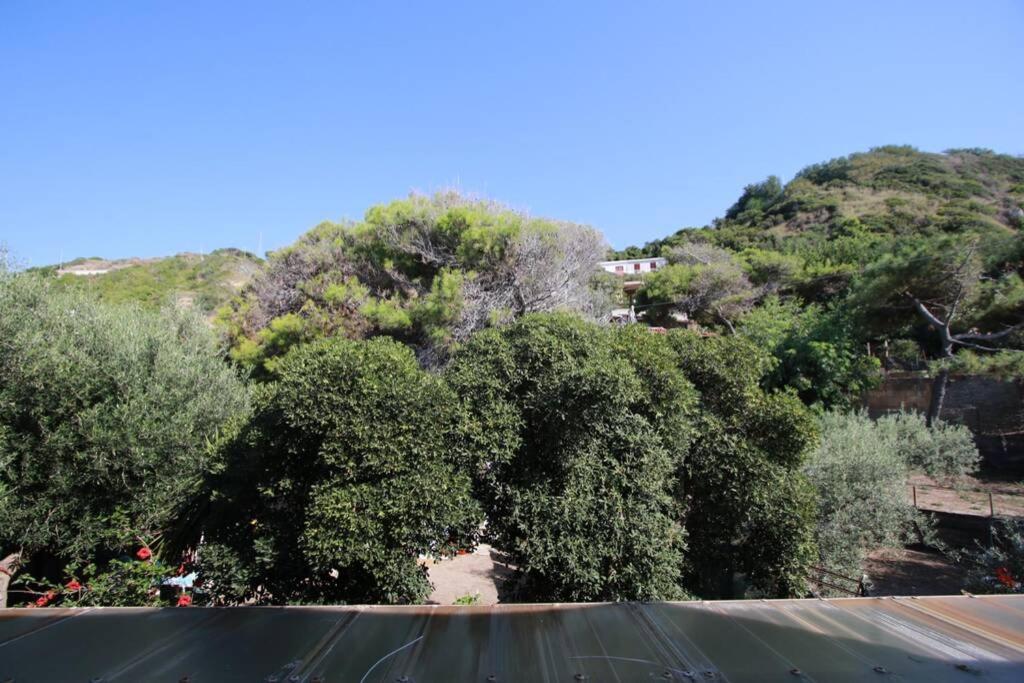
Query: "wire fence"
909 483 1024 518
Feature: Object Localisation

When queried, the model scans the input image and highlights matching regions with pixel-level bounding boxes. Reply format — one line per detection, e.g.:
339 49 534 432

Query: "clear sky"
2 1 1022 266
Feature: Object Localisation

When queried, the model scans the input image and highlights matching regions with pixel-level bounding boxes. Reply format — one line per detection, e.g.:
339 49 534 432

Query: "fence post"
989 492 995 518
912 485 917 509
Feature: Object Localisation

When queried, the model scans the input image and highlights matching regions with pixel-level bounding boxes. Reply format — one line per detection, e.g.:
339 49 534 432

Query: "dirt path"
423 544 515 605
864 547 967 596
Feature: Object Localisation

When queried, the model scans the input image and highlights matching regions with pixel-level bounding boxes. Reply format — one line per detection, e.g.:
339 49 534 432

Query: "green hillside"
30 248 263 314
615 146 1024 404
621 146 1023 260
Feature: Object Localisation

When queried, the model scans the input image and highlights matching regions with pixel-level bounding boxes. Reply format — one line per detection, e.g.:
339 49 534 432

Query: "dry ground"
423 544 515 605
864 547 967 596
908 473 1024 517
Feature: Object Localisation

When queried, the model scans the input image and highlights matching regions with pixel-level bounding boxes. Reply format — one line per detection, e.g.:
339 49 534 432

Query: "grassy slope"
31 248 263 314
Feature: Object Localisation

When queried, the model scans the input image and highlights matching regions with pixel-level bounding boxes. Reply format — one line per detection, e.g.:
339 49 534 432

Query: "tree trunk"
926 370 949 428
0 552 22 608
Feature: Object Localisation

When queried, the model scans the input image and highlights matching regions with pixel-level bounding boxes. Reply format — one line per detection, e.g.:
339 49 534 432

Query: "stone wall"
863 373 1024 474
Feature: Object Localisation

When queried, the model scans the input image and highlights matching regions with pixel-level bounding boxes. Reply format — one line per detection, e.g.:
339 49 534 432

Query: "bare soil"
908 473 1024 517
423 544 516 605
864 547 967 596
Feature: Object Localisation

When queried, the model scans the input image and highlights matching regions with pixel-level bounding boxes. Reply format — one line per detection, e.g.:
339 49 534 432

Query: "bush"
445 315 695 602
876 411 979 480
665 332 819 598
804 412 923 585
447 315 820 601
0 273 247 603
804 410 978 591
200 337 481 605
965 519 1024 594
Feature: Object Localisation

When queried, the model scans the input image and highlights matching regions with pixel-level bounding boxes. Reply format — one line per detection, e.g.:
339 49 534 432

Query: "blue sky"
2 1 1022 266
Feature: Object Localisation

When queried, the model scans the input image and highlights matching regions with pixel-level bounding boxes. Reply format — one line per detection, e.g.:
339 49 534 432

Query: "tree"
858 239 1024 359
446 314 819 601
664 332 819 598
804 410 979 590
639 250 760 333
219 192 612 371
0 273 247 606
445 315 695 601
199 337 481 605
738 296 880 409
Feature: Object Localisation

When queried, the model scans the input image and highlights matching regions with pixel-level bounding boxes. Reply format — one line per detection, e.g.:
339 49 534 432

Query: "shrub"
445 315 695 602
876 411 980 480
200 337 481 605
665 332 819 598
965 519 1024 594
447 315 820 601
804 412 923 584
0 273 247 604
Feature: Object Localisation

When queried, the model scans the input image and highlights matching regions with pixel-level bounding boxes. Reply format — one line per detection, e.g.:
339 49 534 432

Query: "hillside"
621 146 1024 259
30 248 263 314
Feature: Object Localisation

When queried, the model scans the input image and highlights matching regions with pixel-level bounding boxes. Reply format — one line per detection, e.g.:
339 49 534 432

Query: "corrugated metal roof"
2 596 1022 682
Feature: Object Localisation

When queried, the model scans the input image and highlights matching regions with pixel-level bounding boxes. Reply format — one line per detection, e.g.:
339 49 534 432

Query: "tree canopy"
199 336 481 605
0 271 247 604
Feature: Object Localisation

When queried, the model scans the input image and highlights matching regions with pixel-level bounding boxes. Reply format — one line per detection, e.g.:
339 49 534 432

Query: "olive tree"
0 273 247 606
804 410 979 591
199 337 481 605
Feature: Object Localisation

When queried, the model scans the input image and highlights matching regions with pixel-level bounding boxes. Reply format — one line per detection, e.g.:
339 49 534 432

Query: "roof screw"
290 676 301 682
663 672 674 679
180 677 191 683
703 672 715 679
487 676 498 682
574 675 588 681
312 677 325 683
790 669 802 677
873 666 888 674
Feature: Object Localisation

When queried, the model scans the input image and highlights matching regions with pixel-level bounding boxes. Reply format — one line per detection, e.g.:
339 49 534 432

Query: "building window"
650 261 658 270
615 265 624 273
634 263 641 271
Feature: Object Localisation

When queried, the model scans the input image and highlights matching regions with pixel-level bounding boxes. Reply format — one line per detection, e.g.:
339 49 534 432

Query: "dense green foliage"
618 146 1024 387
804 411 979 587
199 337 481 605
445 315 695 601
447 314 819 601
0 271 247 599
218 192 610 375
666 332 819 598
738 296 880 409
34 249 262 314
7 146 1021 608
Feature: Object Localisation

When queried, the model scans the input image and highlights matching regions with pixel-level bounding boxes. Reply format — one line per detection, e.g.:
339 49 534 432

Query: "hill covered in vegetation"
616 146 1024 403
30 248 263 314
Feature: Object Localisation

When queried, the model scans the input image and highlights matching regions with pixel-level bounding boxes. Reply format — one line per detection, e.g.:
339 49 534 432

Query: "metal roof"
2 596 1023 682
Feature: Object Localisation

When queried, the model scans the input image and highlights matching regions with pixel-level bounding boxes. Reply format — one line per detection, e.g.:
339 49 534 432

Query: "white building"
599 257 667 276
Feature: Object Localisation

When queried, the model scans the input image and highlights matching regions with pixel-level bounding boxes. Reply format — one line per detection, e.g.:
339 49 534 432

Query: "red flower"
995 567 1015 588
35 595 49 607
136 547 152 561
65 580 82 591
177 564 186 576
176 594 192 607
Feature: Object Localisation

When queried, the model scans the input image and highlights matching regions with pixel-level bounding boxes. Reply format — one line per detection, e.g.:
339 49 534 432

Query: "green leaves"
0 274 247 578
201 336 481 605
